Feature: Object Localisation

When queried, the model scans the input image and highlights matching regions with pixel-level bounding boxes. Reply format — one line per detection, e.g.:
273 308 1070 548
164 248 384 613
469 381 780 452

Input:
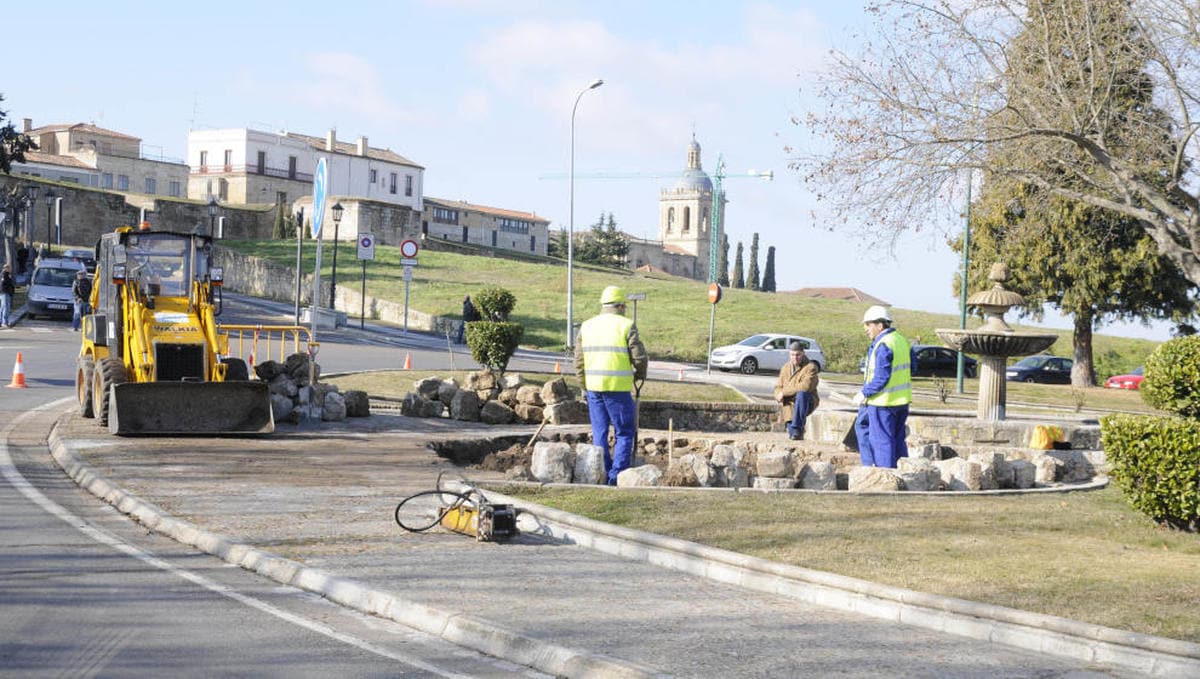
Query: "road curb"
46 420 666 679
480 486 1200 678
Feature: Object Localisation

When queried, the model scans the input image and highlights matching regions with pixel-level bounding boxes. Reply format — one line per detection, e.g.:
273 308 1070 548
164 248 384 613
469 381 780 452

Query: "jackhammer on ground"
393 472 520 542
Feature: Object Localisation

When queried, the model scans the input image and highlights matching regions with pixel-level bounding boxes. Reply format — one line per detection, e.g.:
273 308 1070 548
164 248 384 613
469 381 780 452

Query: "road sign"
707 283 723 304
402 266 413 282
400 258 419 267
627 292 646 301
311 157 328 239
357 233 375 260
400 239 419 258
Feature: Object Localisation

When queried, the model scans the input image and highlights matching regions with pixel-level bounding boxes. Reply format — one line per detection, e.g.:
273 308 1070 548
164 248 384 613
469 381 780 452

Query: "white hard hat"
862 305 892 323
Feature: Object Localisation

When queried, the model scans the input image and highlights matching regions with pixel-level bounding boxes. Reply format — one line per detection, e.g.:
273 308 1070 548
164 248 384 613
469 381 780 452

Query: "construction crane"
540 157 774 282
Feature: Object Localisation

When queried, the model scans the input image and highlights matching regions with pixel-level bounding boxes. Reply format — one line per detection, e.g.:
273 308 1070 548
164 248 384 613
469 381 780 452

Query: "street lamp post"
294 206 305 325
566 78 604 350
329 202 344 309
207 196 218 239
43 189 56 250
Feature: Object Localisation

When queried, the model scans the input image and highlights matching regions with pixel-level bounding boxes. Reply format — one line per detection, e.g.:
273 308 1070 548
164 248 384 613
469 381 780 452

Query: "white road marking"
0 400 472 678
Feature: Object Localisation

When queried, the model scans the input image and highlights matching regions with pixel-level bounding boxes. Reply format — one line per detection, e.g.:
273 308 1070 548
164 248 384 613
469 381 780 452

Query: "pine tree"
761 246 777 292
717 232 730 286
748 233 761 291
272 205 287 239
733 242 745 289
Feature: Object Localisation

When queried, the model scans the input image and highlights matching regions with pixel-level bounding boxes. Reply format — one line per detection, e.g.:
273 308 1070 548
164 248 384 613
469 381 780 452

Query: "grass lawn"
220 239 1161 376
502 484 1200 643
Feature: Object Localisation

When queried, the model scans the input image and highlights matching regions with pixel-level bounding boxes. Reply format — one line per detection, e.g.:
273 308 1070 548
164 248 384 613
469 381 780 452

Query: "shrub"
1141 335 1200 418
466 321 524 375
474 286 516 321
1101 414 1200 532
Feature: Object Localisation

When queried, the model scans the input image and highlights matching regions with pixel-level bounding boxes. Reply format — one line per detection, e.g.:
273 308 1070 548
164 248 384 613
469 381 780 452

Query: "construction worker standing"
852 305 912 468
575 285 649 485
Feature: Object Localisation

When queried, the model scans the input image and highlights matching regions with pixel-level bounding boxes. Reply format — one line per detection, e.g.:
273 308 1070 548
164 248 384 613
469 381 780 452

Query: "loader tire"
93 358 127 428
76 355 95 418
221 357 250 381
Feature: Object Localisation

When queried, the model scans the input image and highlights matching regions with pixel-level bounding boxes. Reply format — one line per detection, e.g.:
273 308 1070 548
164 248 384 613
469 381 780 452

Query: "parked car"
912 344 977 378
709 333 827 374
62 247 96 275
26 257 86 320
1104 367 1144 390
1005 355 1073 384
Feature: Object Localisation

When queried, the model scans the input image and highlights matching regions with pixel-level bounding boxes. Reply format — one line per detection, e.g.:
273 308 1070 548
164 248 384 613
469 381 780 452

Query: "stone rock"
437 380 459 406
710 444 748 469
753 476 797 490
343 390 370 417
269 393 294 421
711 444 750 488
798 461 837 490
285 353 318 385
514 404 544 424
1032 455 1060 485
501 372 523 389
574 444 606 485
755 449 795 479
476 388 499 403
321 391 347 421
1010 459 1037 489
400 392 424 416
414 377 442 400
267 373 299 398
541 378 573 405
254 359 286 381
311 383 339 409
664 457 700 487
616 464 662 488
465 370 498 391
1046 450 1094 483
480 400 516 425
849 466 903 492
450 390 481 421
420 398 445 418
505 465 534 481
936 458 982 491
908 440 942 460
516 385 544 406
497 387 519 406
968 452 1004 490
896 457 941 491
544 400 589 425
531 442 574 483
681 453 715 487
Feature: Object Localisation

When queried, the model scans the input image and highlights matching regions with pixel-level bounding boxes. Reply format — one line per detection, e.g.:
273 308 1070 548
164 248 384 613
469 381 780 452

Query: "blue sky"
4 0 1171 340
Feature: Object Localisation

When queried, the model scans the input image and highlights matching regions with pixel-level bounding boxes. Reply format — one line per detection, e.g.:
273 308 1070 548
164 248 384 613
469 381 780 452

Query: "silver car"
709 333 826 374
27 257 86 320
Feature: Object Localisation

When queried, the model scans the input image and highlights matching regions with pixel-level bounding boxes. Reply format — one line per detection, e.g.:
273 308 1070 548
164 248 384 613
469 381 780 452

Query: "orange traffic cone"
7 352 27 389
677 367 685 381
553 361 561 374
403 353 412 370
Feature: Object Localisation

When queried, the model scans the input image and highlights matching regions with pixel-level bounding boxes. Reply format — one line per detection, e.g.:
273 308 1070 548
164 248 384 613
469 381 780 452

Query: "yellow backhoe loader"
75 226 277 435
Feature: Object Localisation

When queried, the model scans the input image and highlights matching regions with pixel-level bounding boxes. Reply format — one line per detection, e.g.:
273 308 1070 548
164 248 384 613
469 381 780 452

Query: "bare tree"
795 0 1200 286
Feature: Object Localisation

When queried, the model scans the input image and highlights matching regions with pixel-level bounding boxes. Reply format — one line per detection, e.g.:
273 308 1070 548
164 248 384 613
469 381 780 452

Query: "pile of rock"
253 353 370 424
401 372 589 425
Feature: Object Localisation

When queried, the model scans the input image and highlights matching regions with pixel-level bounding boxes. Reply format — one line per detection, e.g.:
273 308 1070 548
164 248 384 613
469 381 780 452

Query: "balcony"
191 163 314 182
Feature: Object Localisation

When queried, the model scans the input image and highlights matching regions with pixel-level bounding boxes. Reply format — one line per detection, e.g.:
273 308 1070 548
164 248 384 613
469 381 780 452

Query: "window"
702 207 709 232
256 150 266 175
223 149 232 171
461 226 468 242
683 206 691 233
199 150 207 172
498 217 529 234
118 175 129 191
390 173 397 194
432 206 458 223
288 156 297 180
491 231 497 247
667 207 674 232
169 180 181 197
102 173 113 189
218 178 228 200
405 175 413 197
369 169 377 183
530 235 536 252
145 177 157 194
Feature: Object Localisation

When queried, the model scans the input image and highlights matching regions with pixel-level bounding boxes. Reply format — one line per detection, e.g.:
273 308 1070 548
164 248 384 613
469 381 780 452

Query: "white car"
709 333 826 374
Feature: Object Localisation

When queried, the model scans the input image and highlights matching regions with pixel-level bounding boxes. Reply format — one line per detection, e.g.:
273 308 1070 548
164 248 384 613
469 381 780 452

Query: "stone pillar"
977 355 1007 420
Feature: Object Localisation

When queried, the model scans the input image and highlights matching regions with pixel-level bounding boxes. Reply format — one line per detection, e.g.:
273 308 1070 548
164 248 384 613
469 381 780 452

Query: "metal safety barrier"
220 324 314 365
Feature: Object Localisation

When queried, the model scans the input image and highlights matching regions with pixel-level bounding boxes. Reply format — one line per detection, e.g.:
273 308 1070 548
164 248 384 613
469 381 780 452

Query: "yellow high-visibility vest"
579 313 635 392
864 330 912 406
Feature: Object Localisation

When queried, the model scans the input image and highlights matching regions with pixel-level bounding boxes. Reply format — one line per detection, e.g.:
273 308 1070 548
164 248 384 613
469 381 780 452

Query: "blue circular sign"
311 157 328 238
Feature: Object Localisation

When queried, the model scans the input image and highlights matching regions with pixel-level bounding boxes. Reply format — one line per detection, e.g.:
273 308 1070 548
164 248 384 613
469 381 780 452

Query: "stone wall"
804 408 1102 451
639 401 777 432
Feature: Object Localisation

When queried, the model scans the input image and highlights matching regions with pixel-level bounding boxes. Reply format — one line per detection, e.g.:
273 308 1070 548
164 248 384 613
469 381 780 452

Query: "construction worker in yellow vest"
574 285 649 485
851 305 913 467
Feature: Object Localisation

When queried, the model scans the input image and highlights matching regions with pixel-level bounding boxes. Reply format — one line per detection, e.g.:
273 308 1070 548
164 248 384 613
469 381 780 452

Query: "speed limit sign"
400 239 419 258
357 233 375 260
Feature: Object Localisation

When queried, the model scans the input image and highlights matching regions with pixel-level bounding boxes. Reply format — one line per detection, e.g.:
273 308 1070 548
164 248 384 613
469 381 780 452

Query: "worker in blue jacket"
852 305 913 468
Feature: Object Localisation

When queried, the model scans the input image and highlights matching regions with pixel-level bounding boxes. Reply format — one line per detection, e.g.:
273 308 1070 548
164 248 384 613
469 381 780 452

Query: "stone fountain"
935 263 1057 420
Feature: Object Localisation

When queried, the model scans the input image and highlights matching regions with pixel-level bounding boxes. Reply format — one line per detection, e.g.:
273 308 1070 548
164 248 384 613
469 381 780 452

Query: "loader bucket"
108 382 275 435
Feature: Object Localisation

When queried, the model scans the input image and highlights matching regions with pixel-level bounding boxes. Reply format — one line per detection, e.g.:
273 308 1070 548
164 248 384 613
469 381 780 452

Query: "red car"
1104 367 1144 390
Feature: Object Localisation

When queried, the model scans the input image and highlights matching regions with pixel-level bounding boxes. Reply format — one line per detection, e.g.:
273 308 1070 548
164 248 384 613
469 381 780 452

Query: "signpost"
357 233 374 330
626 291 646 326
399 239 419 334
706 283 722 375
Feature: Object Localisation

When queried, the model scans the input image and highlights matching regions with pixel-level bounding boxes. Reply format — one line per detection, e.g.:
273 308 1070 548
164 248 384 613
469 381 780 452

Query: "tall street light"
207 196 218 239
43 189 56 250
566 78 604 350
329 202 344 309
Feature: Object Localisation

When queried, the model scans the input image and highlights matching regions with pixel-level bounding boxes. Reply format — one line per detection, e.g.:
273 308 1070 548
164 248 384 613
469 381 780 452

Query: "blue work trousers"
0 292 10 327
585 390 637 485
787 391 815 439
72 300 87 331
855 404 909 468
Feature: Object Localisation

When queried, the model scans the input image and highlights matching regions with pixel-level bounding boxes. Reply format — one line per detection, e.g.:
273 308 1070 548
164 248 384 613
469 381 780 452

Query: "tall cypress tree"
748 233 761 291
272 204 287 239
732 241 745 289
717 232 730 286
761 245 777 292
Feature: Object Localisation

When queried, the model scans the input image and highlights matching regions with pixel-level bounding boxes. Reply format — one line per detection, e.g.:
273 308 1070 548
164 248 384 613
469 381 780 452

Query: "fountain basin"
934 329 1057 358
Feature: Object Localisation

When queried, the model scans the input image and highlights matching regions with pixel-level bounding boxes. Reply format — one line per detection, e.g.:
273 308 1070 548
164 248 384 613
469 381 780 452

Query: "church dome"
675 168 713 192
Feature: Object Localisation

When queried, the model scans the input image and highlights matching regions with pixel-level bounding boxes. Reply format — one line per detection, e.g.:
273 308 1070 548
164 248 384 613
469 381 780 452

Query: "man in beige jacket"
774 341 820 440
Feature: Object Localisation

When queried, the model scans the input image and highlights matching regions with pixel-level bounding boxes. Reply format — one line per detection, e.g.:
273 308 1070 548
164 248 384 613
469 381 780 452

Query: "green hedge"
466 321 524 374
1141 335 1200 417
1101 414 1200 531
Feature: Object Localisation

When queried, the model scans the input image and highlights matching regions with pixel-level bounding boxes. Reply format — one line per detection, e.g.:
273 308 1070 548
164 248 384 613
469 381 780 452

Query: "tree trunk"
1071 312 1096 388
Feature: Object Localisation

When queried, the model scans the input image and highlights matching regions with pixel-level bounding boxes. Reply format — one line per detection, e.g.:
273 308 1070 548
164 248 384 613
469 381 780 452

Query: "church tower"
658 136 724 281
